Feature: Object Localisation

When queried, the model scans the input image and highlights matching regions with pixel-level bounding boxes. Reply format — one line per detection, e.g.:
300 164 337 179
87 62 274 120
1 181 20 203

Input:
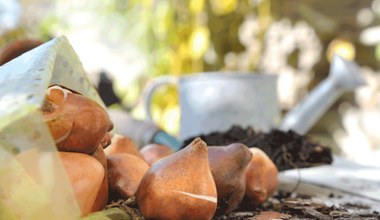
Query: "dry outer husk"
0 36 104 220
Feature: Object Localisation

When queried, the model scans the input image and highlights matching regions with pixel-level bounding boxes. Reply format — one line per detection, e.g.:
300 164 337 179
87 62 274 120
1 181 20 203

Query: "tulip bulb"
42 85 112 154
245 147 278 204
140 144 174 166
90 145 109 212
104 134 143 159
107 153 149 199
59 152 104 216
135 138 217 220
208 143 252 214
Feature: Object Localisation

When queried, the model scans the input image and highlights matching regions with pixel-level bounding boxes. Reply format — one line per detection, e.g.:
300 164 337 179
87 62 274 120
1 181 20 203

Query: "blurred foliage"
2 0 380 138
118 0 273 134
80 0 275 134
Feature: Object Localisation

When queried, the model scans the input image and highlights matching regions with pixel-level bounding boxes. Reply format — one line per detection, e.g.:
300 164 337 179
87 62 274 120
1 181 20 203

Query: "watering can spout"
279 54 366 135
330 54 366 89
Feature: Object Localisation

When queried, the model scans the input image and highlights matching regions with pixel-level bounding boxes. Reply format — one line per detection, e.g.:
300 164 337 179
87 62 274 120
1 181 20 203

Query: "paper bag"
0 36 104 220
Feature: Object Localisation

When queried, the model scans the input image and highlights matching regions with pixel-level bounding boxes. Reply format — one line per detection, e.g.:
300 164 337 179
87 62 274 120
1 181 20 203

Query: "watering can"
138 55 366 141
142 73 279 141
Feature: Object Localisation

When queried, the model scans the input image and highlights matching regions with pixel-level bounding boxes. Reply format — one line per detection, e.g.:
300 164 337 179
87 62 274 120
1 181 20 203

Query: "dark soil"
182 125 333 171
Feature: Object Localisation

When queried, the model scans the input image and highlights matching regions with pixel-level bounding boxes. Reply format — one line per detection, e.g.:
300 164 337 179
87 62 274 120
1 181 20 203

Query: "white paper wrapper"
0 36 104 220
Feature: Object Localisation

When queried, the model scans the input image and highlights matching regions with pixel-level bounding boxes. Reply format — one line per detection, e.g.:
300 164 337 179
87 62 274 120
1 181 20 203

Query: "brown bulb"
245 148 278 204
59 152 104 216
208 143 252 214
90 145 109 212
140 143 174 165
104 134 143 159
100 132 113 149
135 138 217 220
107 153 149 199
42 85 112 154
0 39 43 65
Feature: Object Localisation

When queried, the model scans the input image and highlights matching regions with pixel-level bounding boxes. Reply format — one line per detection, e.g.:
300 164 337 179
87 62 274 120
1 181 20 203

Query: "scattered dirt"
215 190 380 219
182 126 333 171
107 191 380 219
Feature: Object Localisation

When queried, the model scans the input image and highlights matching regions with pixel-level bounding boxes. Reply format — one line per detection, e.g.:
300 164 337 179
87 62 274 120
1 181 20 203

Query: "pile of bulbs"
37 84 279 219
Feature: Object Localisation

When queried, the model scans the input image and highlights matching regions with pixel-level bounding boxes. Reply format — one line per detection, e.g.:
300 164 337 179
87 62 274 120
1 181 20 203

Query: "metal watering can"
141 55 366 141
142 73 279 140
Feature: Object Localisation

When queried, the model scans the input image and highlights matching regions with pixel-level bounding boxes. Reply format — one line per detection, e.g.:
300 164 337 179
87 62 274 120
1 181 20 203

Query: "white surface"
281 155 380 201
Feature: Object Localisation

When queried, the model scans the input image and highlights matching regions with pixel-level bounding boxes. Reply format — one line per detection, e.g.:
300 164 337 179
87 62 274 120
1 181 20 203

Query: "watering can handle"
142 76 179 123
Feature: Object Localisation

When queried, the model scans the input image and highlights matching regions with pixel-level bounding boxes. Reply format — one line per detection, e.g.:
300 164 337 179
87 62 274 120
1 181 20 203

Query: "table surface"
279 156 380 211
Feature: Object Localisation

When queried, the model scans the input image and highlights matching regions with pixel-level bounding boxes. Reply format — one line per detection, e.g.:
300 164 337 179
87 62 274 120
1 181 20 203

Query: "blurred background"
1 0 380 166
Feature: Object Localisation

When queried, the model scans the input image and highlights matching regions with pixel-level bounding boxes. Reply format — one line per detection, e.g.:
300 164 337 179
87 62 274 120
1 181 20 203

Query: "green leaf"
80 208 131 220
